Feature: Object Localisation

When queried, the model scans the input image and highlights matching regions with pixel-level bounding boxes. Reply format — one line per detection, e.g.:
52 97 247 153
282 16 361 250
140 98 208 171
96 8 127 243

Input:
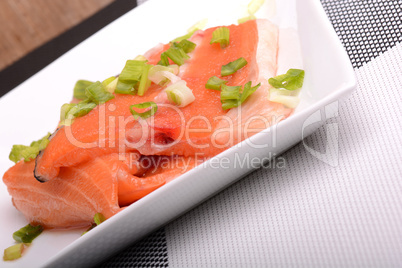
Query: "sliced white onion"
105 77 118 93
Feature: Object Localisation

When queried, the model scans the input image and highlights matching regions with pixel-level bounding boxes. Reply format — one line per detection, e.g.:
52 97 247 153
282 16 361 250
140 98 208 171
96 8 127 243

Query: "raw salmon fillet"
3 158 121 229
33 19 288 183
3 153 197 228
3 19 294 229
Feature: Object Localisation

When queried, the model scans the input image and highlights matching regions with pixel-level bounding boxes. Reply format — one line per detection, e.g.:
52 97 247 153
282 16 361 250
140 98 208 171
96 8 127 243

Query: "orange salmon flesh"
3 19 293 229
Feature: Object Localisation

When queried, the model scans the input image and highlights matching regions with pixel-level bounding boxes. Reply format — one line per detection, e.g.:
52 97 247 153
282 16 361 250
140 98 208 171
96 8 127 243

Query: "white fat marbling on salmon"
215 19 293 145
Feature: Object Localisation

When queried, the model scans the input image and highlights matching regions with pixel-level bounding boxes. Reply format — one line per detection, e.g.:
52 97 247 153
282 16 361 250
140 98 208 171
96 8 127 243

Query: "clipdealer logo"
302 101 339 167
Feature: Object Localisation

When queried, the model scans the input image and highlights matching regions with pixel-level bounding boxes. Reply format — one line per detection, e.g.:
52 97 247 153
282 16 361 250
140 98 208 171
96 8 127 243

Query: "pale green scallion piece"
94 213 106 225
210 27 230 48
238 14 257 24
219 81 260 110
268 69 305 90
164 46 190 66
73 80 94 100
9 133 51 163
174 39 197 53
13 224 43 243
137 64 152 96
116 60 147 94
130 102 158 120
205 76 228 90
3 243 27 261
165 80 195 107
172 19 208 43
220 85 241 110
85 81 115 104
239 81 260 103
221 57 248 77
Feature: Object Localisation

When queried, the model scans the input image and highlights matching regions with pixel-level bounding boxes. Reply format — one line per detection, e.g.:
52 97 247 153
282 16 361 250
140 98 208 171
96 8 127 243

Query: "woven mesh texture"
100 228 168 267
321 0 402 68
166 44 402 266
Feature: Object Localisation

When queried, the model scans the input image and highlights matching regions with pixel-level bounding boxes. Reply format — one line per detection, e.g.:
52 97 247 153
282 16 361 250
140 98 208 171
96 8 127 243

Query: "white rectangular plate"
0 0 356 267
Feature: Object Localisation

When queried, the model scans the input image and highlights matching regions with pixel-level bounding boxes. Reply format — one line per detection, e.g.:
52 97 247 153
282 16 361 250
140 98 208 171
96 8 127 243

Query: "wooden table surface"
0 0 114 71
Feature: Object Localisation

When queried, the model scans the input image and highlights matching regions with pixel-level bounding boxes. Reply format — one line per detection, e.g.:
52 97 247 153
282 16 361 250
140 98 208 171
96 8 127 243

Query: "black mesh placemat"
321 0 402 68
100 1 402 267
100 228 169 268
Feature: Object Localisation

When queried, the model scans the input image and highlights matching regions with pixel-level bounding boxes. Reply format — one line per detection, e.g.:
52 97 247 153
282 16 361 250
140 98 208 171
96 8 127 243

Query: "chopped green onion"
85 81 115 104
172 32 194 43
116 60 146 94
101 76 116 87
221 85 241 110
238 14 257 24
130 102 158 120
219 81 260 110
134 55 147 61
172 19 208 43
104 77 118 93
148 65 179 86
158 52 170 66
137 64 152 96
3 243 27 261
268 69 305 90
159 39 196 67
269 87 301 108
9 145 37 164
205 76 228 90
60 103 75 123
59 101 97 126
222 99 240 110
221 85 241 101
73 80 93 100
248 0 265 15
221 57 248 76
165 80 195 107
238 0 264 23
174 39 197 53
94 213 106 225
9 133 51 163
187 18 208 35
69 101 97 118
210 27 230 48
164 46 190 66
240 81 260 103
13 224 43 243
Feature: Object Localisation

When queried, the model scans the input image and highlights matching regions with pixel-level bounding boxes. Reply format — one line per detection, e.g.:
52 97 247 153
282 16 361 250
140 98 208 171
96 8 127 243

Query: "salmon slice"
33 20 286 183
116 154 199 206
129 20 290 155
3 159 121 229
4 152 198 228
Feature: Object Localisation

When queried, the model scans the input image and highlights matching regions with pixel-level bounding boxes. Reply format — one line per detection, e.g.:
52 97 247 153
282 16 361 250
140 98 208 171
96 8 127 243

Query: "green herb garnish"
221 57 248 77
219 82 260 110
130 102 158 120
205 76 228 90
73 80 94 100
210 27 230 48
268 69 305 90
9 133 51 163
116 60 147 94
3 243 27 261
85 81 115 104
13 224 43 243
